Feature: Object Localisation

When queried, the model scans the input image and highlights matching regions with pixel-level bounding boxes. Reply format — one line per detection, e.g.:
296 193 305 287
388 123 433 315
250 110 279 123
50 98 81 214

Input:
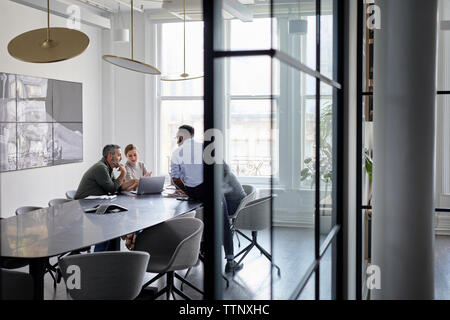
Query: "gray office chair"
65 190 77 200
15 206 43 215
59 251 149 300
48 198 72 207
179 206 229 290
230 184 257 247
0 269 33 300
134 217 204 300
15 206 60 287
233 196 281 276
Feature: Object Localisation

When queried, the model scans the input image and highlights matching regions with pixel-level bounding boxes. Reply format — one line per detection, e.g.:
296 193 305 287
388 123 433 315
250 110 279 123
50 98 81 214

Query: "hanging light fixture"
161 0 203 81
103 0 160 75
8 0 89 63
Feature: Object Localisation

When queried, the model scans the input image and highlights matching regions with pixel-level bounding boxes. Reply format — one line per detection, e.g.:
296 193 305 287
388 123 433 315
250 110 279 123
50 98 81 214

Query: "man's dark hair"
179 125 194 137
103 144 120 158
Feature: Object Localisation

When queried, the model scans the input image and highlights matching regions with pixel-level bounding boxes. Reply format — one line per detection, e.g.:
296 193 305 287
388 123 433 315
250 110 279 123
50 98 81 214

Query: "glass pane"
321 0 336 80
0 73 16 99
272 59 316 299
17 123 52 169
229 99 275 178
319 83 335 239
229 17 274 51
17 100 52 122
52 80 82 122
320 240 335 300
363 0 374 93
0 123 17 172
160 22 204 97
0 99 16 122
230 55 278 96
159 100 204 175
273 0 316 71
54 123 83 165
297 272 315 300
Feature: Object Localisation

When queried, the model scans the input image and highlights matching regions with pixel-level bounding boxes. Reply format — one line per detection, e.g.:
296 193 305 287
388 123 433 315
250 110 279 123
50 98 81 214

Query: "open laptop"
130 176 166 195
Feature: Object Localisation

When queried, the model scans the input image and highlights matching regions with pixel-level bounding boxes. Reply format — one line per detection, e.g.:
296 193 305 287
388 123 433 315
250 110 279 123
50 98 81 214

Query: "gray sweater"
124 161 149 181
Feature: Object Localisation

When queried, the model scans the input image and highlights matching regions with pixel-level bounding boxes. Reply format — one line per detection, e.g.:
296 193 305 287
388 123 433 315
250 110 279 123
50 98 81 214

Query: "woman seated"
124 144 152 181
121 144 152 249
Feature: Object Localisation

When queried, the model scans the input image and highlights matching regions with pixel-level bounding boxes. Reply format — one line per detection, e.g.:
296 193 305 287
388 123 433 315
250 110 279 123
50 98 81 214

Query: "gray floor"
9 230 450 300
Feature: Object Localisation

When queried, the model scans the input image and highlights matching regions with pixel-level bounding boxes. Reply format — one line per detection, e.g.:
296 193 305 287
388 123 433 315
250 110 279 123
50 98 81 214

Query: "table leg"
29 258 46 300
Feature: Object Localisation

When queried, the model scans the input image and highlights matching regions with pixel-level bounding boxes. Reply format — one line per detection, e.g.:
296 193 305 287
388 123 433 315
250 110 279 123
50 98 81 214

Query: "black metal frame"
203 0 345 300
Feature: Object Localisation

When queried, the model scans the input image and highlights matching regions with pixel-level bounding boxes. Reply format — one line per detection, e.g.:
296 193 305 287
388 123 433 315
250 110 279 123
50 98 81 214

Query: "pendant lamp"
161 0 203 81
8 0 89 63
103 0 160 75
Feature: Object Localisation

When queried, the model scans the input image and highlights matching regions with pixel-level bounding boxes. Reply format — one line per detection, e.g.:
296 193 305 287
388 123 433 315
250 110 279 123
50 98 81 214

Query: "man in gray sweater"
74 144 138 200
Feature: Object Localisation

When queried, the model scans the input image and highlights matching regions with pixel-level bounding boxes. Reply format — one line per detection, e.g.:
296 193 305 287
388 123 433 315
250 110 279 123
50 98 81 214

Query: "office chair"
179 207 230 291
233 196 281 276
230 184 257 247
15 206 60 288
48 198 72 207
135 217 203 300
59 251 149 300
65 190 77 200
0 269 33 300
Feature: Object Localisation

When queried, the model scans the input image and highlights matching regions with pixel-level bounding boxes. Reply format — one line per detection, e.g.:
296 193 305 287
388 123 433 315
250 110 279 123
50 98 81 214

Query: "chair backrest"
134 217 203 272
65 190 77 200
48 198 72 207
15 206 43 216
234 196 272 231
58 251 150 300
231 184 257 219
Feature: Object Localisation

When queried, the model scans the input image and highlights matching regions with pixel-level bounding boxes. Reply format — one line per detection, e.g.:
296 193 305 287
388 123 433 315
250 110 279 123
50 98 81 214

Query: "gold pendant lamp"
8 0 90 63
103 0 160 75
161 0 203 81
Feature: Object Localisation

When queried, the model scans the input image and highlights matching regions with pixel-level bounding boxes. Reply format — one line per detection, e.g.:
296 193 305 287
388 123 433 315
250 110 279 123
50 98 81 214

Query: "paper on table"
84 195 117 200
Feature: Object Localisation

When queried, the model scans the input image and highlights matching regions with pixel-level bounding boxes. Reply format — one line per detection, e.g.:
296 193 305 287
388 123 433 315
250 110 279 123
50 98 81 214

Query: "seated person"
124 144 152 181
170 125 245 274
74 144 138 252
74 144 138 200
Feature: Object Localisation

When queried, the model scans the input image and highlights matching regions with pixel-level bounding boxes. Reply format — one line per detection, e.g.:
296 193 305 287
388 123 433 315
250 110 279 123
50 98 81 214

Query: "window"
158 21 204 175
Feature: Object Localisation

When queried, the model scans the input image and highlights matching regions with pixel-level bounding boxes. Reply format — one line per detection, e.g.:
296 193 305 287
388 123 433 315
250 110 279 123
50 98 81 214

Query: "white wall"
0 0 103 217
102 12 158 170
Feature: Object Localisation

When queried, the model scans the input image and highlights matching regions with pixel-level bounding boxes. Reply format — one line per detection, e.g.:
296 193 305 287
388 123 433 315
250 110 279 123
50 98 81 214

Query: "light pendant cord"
183 0 186 75
47 0 50 41
131 0 134 60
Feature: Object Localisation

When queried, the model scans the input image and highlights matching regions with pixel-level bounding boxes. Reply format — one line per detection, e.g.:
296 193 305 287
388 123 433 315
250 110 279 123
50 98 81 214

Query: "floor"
10 230 450 300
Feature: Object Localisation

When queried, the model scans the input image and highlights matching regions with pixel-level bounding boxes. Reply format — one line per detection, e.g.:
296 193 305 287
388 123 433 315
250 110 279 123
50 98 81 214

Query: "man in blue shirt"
171 125 245 275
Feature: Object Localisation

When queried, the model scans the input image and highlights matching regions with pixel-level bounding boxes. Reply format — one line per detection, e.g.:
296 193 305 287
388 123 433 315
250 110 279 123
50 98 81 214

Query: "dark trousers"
185 183 235 260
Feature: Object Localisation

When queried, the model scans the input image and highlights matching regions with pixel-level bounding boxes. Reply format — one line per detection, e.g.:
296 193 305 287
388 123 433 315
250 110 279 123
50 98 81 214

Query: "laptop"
130 176 166 195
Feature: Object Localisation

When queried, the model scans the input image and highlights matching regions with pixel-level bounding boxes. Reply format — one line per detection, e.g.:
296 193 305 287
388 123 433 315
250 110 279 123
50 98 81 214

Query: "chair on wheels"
48 198 72 207
179 207 230 291
59 251 149 300
134 217 204 300
230 184 257 247
65 190 77 200
233 196 281 276
15 206 61 288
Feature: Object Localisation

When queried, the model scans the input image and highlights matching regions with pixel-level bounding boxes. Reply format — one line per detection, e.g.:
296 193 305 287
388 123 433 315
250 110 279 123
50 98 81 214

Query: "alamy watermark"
367 0 381 30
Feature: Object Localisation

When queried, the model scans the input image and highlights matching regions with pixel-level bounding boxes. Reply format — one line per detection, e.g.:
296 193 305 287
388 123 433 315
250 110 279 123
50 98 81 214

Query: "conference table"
0 193 202 300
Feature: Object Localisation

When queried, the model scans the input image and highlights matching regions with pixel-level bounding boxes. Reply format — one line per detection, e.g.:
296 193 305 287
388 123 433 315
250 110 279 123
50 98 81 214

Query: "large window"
158 18 280 179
